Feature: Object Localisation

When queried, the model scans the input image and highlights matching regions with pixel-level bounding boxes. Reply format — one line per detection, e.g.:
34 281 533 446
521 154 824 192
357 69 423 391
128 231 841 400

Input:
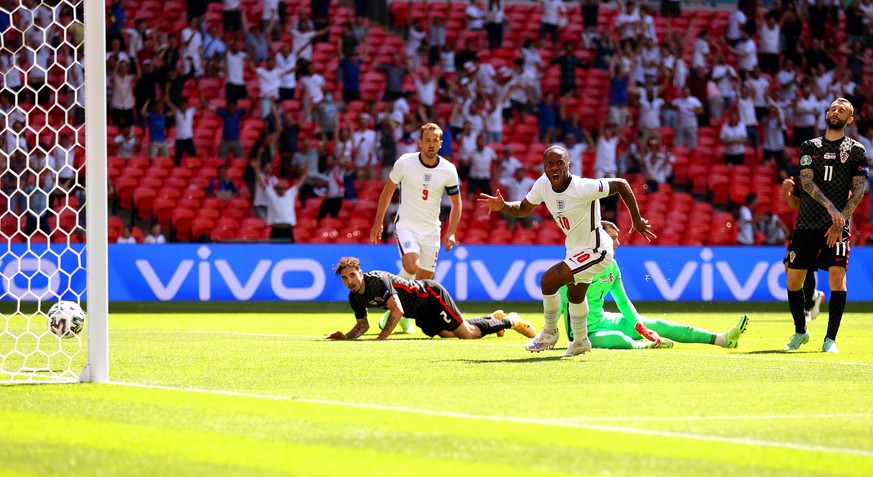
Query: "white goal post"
0 0 107 384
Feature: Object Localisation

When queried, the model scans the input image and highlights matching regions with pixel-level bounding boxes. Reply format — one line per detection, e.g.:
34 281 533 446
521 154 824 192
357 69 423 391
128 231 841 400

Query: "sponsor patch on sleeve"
800 155 812 166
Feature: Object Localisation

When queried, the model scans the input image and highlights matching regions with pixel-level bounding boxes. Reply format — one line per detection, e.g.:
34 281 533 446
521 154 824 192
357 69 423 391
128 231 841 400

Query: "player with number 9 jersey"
371 123 462 281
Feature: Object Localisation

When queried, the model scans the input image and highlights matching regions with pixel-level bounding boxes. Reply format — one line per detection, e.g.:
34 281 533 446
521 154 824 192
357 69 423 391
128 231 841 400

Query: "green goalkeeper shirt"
585 258 640 327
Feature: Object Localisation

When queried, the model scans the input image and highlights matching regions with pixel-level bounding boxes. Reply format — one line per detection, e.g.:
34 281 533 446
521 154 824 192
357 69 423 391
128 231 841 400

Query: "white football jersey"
525 175 613 252
389 153 460 230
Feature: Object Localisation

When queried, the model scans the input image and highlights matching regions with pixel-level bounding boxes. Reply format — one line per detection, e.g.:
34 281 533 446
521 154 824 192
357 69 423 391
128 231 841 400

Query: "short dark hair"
333 256 361 275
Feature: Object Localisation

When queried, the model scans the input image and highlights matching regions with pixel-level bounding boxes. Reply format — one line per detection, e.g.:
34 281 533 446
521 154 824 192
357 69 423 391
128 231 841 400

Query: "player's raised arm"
477 189 537 217
326 316 369 340
370 179 399 244
604 178 657 242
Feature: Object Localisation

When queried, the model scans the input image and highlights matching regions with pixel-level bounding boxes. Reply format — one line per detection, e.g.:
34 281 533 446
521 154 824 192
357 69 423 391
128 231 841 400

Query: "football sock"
542 292 561 335
802 270 816 311
568 300 589 342
787 289 807 334
398 269 414 279
643 318 718 345
826 291 846 341
468 318 511 336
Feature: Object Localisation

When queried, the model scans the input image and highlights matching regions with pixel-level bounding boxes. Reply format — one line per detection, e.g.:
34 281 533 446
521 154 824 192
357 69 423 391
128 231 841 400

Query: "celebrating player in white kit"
371 123 462 333
478 145 656 357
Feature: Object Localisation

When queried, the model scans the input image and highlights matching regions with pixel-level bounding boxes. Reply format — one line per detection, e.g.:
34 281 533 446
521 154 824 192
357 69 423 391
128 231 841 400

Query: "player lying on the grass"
558 221 749 349
326 256 537 340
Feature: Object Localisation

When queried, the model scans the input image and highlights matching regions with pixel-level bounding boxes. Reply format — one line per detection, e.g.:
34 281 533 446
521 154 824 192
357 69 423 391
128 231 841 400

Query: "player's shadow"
459 356 568 363
741 350 821 355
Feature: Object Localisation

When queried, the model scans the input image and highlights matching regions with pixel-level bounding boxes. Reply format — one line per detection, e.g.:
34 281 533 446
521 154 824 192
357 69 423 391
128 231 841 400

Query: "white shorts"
395 221 440 272
562 247 614 284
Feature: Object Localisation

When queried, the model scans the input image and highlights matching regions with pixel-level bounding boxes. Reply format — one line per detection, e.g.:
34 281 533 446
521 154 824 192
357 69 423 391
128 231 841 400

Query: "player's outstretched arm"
370 179 399 244
477 190 537 217
605 179 657 242
326 317 370 340
372 296 405 340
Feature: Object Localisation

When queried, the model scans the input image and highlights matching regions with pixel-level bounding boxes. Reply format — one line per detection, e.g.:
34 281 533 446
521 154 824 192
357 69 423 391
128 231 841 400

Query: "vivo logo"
417 247 789 302
645 248 786 301
135 246 325 301
1 258 61 301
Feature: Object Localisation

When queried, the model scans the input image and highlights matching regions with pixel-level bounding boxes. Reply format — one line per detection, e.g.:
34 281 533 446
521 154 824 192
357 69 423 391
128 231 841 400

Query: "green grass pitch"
2 302 873 476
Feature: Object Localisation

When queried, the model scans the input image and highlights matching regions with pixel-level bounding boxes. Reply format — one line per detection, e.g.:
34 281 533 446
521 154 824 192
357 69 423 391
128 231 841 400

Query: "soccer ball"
47 301 86 338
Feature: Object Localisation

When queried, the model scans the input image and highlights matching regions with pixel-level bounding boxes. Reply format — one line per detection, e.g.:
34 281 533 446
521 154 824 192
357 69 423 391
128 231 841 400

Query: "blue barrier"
3 244 872 302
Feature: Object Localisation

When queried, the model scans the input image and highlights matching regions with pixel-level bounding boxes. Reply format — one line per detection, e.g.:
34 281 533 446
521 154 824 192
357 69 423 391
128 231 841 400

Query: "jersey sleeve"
524 175 545 205
375 273 397 302
445 161 461 195
853 144 869 178
798 140 814 171
577 178 610 201
388 156 405 185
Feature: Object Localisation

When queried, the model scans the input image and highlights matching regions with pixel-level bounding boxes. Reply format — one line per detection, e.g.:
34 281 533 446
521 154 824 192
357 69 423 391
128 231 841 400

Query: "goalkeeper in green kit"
559 221 749 349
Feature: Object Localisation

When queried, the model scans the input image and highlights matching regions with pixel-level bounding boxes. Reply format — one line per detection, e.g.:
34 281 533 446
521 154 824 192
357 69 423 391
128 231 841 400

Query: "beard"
826 115 848 131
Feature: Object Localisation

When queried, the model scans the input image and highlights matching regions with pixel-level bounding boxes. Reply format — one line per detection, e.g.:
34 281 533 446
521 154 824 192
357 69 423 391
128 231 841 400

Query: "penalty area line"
111 381 873 458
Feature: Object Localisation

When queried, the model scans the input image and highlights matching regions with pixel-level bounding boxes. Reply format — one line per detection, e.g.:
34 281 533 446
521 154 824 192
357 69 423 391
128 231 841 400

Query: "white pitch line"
115 329 873 366
111 381 873 458
564 413 873 423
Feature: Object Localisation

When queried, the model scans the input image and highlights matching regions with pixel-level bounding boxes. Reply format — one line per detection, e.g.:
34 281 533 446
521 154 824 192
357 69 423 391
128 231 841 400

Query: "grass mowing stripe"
564 413 873 422
111 381 873 458
114 329 873 366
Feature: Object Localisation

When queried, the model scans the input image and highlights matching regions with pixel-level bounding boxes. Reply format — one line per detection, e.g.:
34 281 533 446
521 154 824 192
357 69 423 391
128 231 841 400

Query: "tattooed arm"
798 168 845 228
841 176 867 220
326 317 370 340
373 296 404 341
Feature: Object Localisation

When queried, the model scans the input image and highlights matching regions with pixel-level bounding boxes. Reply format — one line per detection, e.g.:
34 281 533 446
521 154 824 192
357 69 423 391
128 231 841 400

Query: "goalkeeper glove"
635 321 663 347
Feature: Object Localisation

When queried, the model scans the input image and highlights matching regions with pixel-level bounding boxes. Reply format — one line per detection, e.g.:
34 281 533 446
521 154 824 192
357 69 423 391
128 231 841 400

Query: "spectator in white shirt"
692 30 711 69
224 39 248 101
540 0 567 43
637 85 663 145
672 87 703 148
559 133 588 177
112 124 139 159
144 223 167 244
495 146 523 183
252 159 305 243
117 225 137 244
762 105 786 164
730 30 757 78
641 137 674 192
467 135 498 199
353 113 378 181
500 167 538 229
720 110 747 166
163 98 195 166
594 123 621 179
745 67 771 121
725 9 747 47
51 132 77 191
736 194 757 245
736 85 758 150
711 54 739 111
793 87 819 146
758 13 781 75
181 17 204 77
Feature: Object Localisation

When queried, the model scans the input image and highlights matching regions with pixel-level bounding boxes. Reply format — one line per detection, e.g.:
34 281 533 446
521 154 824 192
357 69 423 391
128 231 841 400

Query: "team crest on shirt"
423 173 432 183
824 152 836 161
840 151 849 163
556 200 565 212
800 155 812 166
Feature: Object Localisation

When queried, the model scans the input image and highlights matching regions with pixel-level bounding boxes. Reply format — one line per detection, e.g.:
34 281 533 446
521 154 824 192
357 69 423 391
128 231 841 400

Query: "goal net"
0 0 107 383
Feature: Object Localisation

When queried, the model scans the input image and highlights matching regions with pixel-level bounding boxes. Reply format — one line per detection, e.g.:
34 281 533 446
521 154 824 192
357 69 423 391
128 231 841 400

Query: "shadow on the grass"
741 350 821 355
459 355 569 363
